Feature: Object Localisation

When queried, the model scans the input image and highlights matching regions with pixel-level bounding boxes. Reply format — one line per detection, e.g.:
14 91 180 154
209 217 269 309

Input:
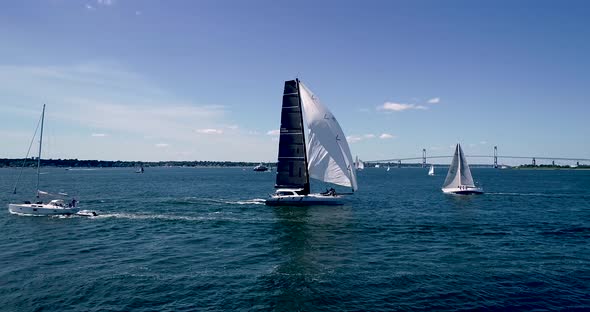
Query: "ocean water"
0 167 589 311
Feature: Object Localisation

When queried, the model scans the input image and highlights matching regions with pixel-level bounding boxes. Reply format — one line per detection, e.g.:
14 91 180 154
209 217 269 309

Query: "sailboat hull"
265 194 346 206
8 203 80 216
442 187 484 195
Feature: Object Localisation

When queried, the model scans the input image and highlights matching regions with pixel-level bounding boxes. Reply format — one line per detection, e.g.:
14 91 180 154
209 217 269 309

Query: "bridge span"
366 146 590 168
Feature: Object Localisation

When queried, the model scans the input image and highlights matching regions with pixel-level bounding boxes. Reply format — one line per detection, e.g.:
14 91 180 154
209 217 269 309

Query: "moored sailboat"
441 144 483 195
8 105 81 215
265 79 357 206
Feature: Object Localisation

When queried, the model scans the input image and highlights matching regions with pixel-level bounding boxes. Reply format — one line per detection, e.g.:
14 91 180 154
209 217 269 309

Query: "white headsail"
299 82 358 191
442 144 475 189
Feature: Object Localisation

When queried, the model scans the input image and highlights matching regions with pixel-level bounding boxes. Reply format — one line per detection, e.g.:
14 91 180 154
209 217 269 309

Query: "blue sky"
1 0 588 163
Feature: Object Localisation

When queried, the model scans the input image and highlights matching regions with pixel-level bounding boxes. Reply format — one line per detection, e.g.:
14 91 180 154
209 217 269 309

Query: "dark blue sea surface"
0 167 589 311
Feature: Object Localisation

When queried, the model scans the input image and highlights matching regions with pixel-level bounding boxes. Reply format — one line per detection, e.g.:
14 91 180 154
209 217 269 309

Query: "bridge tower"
422 149 426 168
532 158 536 166
494 146 498 168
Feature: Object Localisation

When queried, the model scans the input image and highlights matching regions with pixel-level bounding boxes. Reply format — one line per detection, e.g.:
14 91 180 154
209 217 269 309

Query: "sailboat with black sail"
265 79 358 206
441 143 483 194
8 105 81 215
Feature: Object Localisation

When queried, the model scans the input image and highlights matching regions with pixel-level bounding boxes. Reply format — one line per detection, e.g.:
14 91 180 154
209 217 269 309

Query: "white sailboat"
355 156 365 171
266 79 357 206
387 166 390 171
8 105 81 215
428 164 435 176
441 143 483 195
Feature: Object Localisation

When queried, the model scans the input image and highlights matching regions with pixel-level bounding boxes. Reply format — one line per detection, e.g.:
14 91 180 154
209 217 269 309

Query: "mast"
36 104 45 198
296 79 311 194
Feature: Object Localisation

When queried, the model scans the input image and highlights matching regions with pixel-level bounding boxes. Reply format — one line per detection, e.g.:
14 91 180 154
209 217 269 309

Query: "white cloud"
346 135 362 143
196 128 223 135
427 97 440 104
86 4 95 10
378 102 427 112
379 133 395 139
346 133 382 143
266 129 280 136
91 133 106 137
155 143 169 148
97 0 114 5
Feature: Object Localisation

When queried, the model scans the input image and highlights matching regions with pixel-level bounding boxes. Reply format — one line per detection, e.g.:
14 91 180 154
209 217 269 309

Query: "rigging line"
13 111 43 194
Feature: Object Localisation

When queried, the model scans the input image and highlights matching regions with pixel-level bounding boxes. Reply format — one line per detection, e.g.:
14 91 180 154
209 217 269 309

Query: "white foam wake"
226 198 266 205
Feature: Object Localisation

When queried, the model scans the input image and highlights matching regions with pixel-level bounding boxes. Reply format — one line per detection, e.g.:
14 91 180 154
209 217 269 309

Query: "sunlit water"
0 167 589 311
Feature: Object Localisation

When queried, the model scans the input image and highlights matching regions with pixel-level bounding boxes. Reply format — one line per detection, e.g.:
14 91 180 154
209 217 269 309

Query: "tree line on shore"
0 158 274 168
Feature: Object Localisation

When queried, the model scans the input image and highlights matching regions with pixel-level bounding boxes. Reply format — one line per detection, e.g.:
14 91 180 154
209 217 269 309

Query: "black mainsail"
274 79 310 194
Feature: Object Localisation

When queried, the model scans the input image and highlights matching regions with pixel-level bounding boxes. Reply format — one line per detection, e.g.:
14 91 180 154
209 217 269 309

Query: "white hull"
8 203 80 216
265 193 346 206
441 186 483 195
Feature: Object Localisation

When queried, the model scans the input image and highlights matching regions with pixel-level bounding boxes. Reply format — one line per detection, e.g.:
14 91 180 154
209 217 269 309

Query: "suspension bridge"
367 146 590 168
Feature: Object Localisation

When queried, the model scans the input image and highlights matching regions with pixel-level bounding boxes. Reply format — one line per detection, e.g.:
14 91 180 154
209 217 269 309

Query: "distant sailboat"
387 166 390 171
355 156 365 171
8 105 81 215
266 79 357 206
428 164 435 176
135 165 144 173
441 143 483 195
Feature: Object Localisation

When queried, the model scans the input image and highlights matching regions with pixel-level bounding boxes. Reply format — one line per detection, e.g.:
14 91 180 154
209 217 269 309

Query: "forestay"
299 82 358 191
442 144 475 188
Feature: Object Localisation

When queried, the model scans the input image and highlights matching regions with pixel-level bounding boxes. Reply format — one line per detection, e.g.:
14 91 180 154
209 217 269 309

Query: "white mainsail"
442 144 475 189
428 164 434 176
355 156 365 170
299 82 358 191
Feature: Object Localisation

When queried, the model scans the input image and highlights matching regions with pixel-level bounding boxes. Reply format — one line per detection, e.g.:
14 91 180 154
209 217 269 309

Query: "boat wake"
226 198 266 205
93 212 272 223
166 197 266 206
95 213 204 221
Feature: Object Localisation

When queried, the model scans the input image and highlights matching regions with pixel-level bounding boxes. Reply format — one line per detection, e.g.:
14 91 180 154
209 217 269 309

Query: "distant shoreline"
0 158 273 168
511 167 590 170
